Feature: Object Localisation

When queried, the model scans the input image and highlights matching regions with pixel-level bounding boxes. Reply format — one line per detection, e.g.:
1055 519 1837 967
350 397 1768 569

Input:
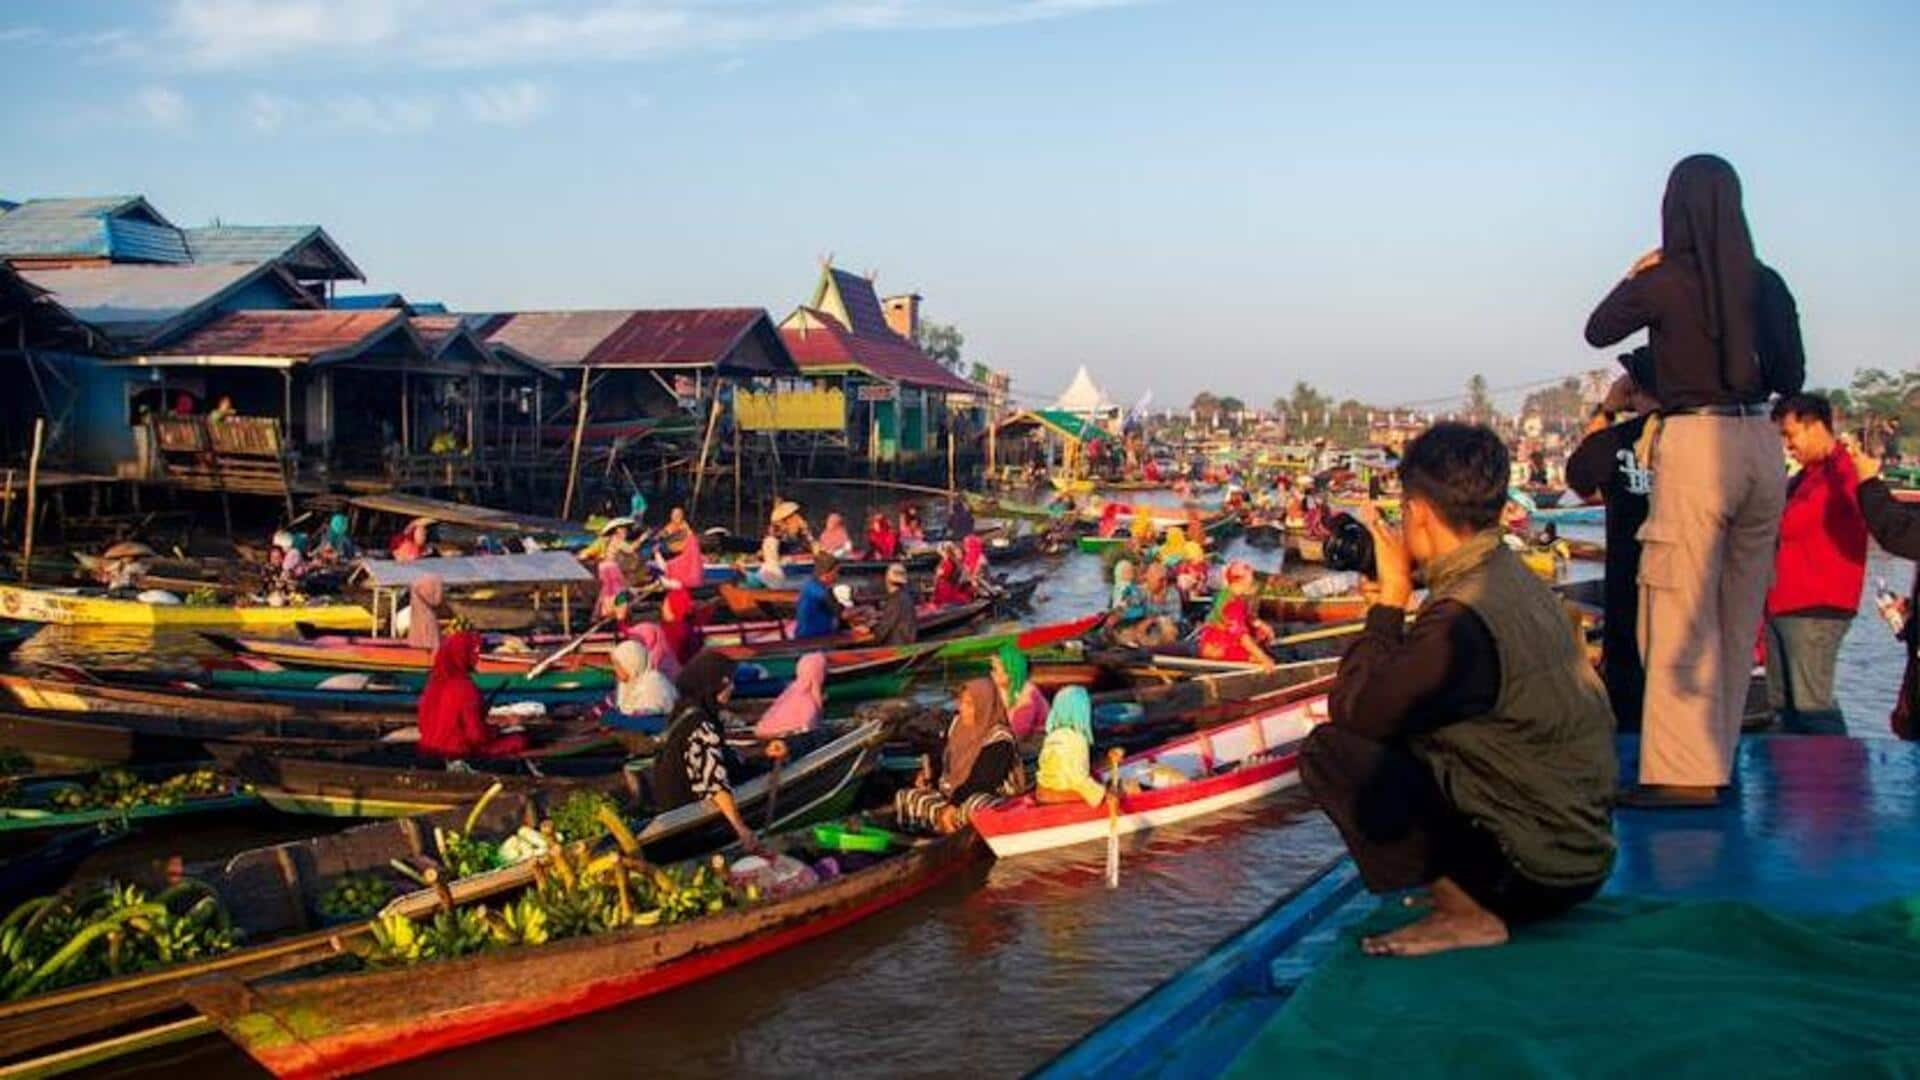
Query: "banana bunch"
42 768 231 813
631 855 743 925
316 875 394 921
433 828 503 879
0 880 236 1000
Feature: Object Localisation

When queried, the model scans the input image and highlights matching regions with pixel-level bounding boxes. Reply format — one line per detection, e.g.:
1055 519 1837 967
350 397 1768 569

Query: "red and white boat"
971 683 1330 857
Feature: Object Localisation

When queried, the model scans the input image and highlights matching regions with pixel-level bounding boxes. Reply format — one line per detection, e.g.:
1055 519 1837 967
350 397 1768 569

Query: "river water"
63 501 1917 1079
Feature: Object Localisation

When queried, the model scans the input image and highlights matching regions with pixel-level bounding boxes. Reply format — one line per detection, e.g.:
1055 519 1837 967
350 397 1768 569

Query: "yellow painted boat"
1049 474 1095 495
0 585 372 629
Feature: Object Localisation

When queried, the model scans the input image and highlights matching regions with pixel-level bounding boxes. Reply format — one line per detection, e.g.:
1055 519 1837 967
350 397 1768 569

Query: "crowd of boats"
0 441 1633 1078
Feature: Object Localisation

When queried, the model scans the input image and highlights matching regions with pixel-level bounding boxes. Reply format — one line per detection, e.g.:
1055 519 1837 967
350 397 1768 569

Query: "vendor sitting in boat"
794 552 848 640
992 644 1050 739
418 631 531 761
1116 560 1183 647
1301 423 1615 958
895 678 1029 834
1196 561 1276 667
899 506 926 550
931 543 975 607
314 513 357 563
866 562 919 645
1034 687 1109 806
770 500 813 551
391 517 434 562
590 639 679 734
654 652 761 850
865 511 900 561
815 513 854 559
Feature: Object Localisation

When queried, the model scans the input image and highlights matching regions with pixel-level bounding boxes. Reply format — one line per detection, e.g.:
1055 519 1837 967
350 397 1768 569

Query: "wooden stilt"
690 393 723 508
560 366 592 520
22 421 44 582
732 421 743 533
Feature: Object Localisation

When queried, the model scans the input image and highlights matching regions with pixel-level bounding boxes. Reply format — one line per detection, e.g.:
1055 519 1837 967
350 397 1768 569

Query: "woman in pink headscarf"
660 525 705 591
815 513 853 558
594 558 628 620
753 652 827 738
628 621 682 680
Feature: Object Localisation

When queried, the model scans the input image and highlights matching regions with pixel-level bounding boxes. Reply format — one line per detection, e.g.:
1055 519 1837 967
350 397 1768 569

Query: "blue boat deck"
1040 735 1920 1079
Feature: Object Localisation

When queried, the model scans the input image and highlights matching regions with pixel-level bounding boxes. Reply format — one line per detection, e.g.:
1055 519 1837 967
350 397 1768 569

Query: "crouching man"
1302 424 1616 957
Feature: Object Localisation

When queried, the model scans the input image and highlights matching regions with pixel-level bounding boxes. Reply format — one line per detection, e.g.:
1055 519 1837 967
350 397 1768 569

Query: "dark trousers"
1300 724 1600 925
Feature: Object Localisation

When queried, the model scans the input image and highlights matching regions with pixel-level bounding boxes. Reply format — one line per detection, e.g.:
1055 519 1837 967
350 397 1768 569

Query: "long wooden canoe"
186 825 982 1079
0 585 371 629
972 689 1328 856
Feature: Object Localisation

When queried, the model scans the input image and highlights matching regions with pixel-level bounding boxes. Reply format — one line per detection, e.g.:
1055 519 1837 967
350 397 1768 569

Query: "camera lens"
1322 513 1377 577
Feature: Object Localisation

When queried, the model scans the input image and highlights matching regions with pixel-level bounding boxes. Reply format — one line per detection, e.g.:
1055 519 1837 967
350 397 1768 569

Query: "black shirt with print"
1567 414 1653 731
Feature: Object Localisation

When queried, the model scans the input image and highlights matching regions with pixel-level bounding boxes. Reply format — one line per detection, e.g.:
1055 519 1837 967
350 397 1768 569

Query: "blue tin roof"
329 292 405 310
184 224 364 281
16 261 306 346
0 196 190 263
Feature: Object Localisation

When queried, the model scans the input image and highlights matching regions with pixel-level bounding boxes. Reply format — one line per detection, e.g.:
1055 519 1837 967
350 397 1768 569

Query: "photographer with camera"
1301 424 1617 957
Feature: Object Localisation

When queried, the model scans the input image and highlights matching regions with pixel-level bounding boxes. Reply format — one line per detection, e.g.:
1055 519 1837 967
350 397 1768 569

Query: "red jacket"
1767 451 1868 617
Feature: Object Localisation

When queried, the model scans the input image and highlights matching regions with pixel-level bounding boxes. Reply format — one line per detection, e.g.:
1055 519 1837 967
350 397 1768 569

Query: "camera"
1322 512 1376 578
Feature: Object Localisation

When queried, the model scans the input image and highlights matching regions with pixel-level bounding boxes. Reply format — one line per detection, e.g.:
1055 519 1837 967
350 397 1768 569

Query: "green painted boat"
0 793 260 833
206 667 614 694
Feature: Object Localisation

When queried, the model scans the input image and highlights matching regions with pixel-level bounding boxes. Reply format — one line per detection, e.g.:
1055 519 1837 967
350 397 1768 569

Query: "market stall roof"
346 493 581 536
998 408 1107 444
354 551 592 590
477 308 794 375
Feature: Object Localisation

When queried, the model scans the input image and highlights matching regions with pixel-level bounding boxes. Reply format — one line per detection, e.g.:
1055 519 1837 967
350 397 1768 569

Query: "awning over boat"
354 551 593 589
997 409 1108 445
347 493 580 536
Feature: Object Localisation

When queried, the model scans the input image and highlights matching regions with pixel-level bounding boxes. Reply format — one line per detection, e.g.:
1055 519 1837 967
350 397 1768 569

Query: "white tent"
1053 364 1114 418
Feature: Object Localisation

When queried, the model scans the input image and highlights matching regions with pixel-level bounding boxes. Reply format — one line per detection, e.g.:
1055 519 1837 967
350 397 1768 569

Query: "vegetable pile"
0 881 238 1000
316 875 395 921
358 812 752 969
35 768 234 812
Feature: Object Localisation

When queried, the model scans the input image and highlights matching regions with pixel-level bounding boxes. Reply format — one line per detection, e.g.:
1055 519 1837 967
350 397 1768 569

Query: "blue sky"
1 1 1915 409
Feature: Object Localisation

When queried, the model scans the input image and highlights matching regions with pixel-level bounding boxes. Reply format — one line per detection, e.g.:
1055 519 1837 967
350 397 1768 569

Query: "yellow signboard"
734 387 847 432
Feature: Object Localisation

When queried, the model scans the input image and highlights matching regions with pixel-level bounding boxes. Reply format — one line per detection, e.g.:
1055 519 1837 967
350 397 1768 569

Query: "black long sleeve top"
1860 479 1920 562
1585 259 1805 409
1329 602 1502 740
949 741 1018 802
869 588 919 646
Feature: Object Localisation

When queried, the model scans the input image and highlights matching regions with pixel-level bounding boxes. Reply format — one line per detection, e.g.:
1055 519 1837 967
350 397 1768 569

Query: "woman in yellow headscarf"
1130 509 1154 544
1156 525 1188 566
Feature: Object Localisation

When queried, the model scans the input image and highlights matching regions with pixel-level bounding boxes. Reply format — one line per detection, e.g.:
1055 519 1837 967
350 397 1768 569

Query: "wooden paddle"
526 617 611 680
1105 746 1124 889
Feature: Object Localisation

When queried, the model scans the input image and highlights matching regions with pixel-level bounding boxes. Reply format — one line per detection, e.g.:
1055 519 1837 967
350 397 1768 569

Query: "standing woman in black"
1585 154 1806 806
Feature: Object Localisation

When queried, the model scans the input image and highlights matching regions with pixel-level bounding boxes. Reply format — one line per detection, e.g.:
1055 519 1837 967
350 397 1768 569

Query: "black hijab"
1661 154 1756 391
673 650 737 719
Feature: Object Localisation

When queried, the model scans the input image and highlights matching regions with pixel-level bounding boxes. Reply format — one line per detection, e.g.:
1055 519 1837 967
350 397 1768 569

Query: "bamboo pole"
947 420 957 491
22 419 43 585
560 366 592 520
690 393 723 508
732 420 743 533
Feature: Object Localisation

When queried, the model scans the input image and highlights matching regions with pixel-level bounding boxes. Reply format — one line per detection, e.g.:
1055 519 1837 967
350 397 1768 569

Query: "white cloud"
713 55 746 75
0 26 44 44
326 93 438 134
132 85 191 130
245 91 295 133
462 81 547 127
157 0 1148 71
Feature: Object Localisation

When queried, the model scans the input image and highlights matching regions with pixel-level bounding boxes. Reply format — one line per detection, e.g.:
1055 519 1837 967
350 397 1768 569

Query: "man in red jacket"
1765 394 1867 733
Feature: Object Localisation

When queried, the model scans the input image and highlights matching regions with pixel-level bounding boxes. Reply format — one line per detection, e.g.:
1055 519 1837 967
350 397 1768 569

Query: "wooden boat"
0 706 431 769
1259 594 1368 625
0 584 371 629
971 688 1328 856
216 716 888 844
209 740 631 819
715 611 1105 667
186 823 982 1079
1242 523 1286 550
0 764 257 834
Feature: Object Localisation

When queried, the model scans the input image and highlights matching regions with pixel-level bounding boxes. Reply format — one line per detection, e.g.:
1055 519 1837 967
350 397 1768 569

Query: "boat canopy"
354 551 592 590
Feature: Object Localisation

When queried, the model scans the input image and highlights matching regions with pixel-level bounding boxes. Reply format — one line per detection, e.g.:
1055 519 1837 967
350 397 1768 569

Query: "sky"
0 1 1915 411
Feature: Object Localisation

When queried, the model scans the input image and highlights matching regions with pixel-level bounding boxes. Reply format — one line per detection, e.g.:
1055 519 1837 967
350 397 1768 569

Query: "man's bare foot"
1363 878 1508 957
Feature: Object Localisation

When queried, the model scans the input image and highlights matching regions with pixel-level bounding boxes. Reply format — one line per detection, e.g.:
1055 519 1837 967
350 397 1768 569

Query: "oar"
1105 746 1124 889
762 740 788 828
527 617 611 681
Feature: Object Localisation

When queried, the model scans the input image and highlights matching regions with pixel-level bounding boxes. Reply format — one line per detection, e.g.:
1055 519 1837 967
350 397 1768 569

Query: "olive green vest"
1415 532 1617 886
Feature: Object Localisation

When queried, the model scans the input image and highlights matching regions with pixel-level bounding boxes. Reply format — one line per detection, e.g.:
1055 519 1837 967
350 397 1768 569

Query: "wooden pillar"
22 420 43 584
561 366 592 520
400 369 411 452
690 392 723 508
732 420 743 532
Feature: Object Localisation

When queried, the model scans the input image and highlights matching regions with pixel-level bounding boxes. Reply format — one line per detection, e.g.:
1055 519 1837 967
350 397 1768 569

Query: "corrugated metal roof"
480 308 790 374
779 308 980 394
825 268 894 337
346 493 579 535
0 196 189 263
329 293 406 310
149 309 408 363
183 225 364 282
356 551 593 589
17 262 292 342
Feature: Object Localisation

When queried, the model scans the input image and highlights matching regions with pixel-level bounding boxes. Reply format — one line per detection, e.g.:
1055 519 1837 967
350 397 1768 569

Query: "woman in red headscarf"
865 511 899 561
961 534 988 584
931 542 974 607
1197 561 1276 667
417 631 530 759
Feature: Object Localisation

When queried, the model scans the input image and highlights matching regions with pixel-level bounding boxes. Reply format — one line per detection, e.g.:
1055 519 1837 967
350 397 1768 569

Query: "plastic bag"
727 853 819 899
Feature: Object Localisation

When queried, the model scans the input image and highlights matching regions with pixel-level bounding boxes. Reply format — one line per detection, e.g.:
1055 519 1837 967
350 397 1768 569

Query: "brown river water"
44 511 1915 1078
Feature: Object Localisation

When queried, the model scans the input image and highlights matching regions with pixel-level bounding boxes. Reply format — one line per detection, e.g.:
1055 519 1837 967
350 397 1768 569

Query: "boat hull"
0 586 371 629
188 832 982 1080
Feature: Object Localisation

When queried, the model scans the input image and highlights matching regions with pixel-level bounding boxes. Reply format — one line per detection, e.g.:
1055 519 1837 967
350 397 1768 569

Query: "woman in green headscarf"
318 513 356 562
990 644 1049 740
1035 686 1107 807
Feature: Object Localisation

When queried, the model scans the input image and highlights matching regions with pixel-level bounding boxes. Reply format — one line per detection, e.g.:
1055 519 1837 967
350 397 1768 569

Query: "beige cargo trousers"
1637 413 1785 786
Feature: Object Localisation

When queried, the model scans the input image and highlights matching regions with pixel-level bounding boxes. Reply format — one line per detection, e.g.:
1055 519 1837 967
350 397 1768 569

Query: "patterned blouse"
683 717 730 799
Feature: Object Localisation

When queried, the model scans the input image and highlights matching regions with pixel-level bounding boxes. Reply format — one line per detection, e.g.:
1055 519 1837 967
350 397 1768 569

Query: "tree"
1189 391 1221 419
916 321 965 373
1521 376 1586 428
1466 374 1492 421
1287 381 1328 419
1218 395 1245 416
